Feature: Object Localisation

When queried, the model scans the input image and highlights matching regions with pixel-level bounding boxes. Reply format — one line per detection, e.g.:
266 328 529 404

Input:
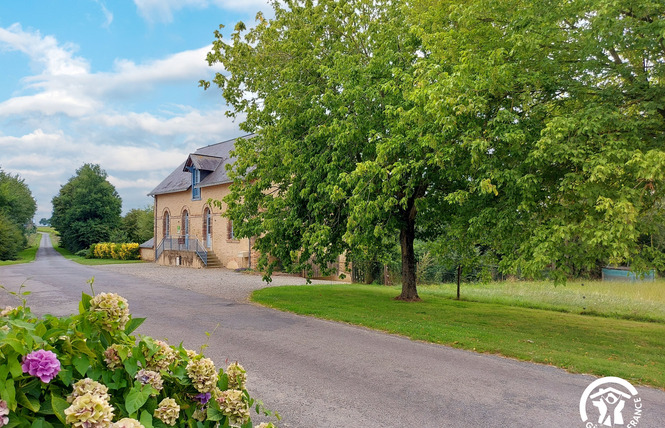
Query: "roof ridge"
196 133 254 150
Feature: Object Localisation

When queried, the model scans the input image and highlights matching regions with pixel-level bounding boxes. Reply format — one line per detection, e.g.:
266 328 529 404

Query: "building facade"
148 135 255 269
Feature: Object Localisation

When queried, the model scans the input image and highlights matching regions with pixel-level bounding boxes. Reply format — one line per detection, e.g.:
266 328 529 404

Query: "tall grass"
418 279 665 323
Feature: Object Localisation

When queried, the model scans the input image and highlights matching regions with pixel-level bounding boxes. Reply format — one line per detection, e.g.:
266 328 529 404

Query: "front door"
205 210 212 248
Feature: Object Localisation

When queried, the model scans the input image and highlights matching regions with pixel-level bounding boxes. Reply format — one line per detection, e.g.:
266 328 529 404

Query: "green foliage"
0 168 37 232
0 284 275 427
51 164 122 253
203 0 443 300
204 0 665 296
410 0 665 279
121 207 154 244
0 169 37 260
0 213 25 261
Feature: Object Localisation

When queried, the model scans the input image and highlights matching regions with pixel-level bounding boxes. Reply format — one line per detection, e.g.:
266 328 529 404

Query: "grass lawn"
0 231 41 266
252 282 665 389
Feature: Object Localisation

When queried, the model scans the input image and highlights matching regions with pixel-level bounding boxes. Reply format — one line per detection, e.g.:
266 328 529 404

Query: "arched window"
182 209 189 237
163 211 170 237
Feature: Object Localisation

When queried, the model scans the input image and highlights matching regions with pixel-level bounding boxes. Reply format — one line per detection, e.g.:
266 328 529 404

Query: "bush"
0 214 25 261
92 243 140 260
0 286 278 427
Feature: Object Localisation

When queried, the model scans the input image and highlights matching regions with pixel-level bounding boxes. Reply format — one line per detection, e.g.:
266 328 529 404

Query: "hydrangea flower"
89 292 130 331
154 398 180 426
22 349 61 383
64 393 114 427
226 362 247 390
0 400 9 427
67 378 109 403
0 306 16 317
103 344 128 370
135 369 163 394
186 357 218 393
184 348 198 359
194 392 211 405
256 423 277 428
112 418 145 428
216 389 250 426
144 340 176 372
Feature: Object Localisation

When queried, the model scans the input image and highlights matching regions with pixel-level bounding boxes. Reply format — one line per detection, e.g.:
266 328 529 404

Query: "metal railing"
155 235 208 266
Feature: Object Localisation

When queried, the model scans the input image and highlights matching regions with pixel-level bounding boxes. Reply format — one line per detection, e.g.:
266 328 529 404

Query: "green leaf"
57 368 73 386
124 356 139 377
87 366 102 381
206 400 225 422
79 292 92 313
18 390 41 413
72 355 90 376
51 394 69 425
125 384 153 415
124 317 145 335
3 379 16 411
139 410 154 428
8 355 22 378
30 418 54 428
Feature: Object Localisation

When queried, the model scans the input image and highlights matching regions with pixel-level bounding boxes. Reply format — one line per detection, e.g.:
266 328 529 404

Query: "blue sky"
0 0 270 222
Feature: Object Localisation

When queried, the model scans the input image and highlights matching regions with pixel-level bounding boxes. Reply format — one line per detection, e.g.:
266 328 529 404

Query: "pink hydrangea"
0 400 9 427
22 349 61 383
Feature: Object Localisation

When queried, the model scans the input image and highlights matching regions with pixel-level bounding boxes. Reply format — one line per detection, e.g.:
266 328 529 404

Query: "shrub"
0 213 25 261
0 285 278 427
92 243 140 260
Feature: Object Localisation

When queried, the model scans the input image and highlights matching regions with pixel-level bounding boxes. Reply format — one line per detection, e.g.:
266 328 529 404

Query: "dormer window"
192 167 201 200
183 153 222 201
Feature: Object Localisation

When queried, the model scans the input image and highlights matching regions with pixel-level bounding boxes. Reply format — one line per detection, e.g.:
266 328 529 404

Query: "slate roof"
139 237 154 248
148 134 253 196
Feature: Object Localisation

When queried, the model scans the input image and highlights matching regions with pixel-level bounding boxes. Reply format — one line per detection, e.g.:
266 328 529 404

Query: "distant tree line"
50 164 153 255
0 168 37 260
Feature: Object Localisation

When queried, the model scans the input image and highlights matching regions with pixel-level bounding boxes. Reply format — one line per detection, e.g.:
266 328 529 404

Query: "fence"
155 235 208 266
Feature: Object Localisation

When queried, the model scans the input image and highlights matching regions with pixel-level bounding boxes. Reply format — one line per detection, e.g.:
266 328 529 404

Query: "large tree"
121 206 154 244
51 164 122 253
203 0 450 300
204 0 665 299
411 0 665 279
0 168 37 232
0 168 37 260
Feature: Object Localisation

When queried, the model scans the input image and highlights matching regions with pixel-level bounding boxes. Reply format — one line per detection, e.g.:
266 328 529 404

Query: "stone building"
148 135 255 269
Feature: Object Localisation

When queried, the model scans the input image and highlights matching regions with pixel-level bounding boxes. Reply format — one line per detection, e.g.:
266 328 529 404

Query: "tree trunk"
396 204 420 301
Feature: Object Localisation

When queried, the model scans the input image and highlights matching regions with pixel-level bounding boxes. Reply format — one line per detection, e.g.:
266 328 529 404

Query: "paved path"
1 233 664 427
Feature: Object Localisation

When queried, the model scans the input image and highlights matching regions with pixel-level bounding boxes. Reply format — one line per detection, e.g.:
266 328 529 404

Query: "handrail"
154 235 207 266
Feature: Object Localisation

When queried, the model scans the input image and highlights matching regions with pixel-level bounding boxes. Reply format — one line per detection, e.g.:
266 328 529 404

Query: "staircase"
205 251 223 268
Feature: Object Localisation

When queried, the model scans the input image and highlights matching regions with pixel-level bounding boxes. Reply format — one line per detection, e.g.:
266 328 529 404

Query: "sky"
0 0 271 222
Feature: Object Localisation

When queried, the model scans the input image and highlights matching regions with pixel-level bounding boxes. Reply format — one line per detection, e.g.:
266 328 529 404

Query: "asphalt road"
1 234 664 427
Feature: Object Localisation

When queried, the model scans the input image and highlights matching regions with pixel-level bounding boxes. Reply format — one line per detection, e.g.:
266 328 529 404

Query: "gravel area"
92 263 340 302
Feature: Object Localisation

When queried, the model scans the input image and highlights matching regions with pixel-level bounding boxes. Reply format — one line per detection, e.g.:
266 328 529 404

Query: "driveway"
1 233 664 427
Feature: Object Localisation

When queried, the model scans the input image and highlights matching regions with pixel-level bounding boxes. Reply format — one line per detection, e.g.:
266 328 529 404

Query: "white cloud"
133 0 270 23
94 0 114 28
0 23 89 76
108 175 162 190
134 0 208 23
94 108 240 138
0 91 98 117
